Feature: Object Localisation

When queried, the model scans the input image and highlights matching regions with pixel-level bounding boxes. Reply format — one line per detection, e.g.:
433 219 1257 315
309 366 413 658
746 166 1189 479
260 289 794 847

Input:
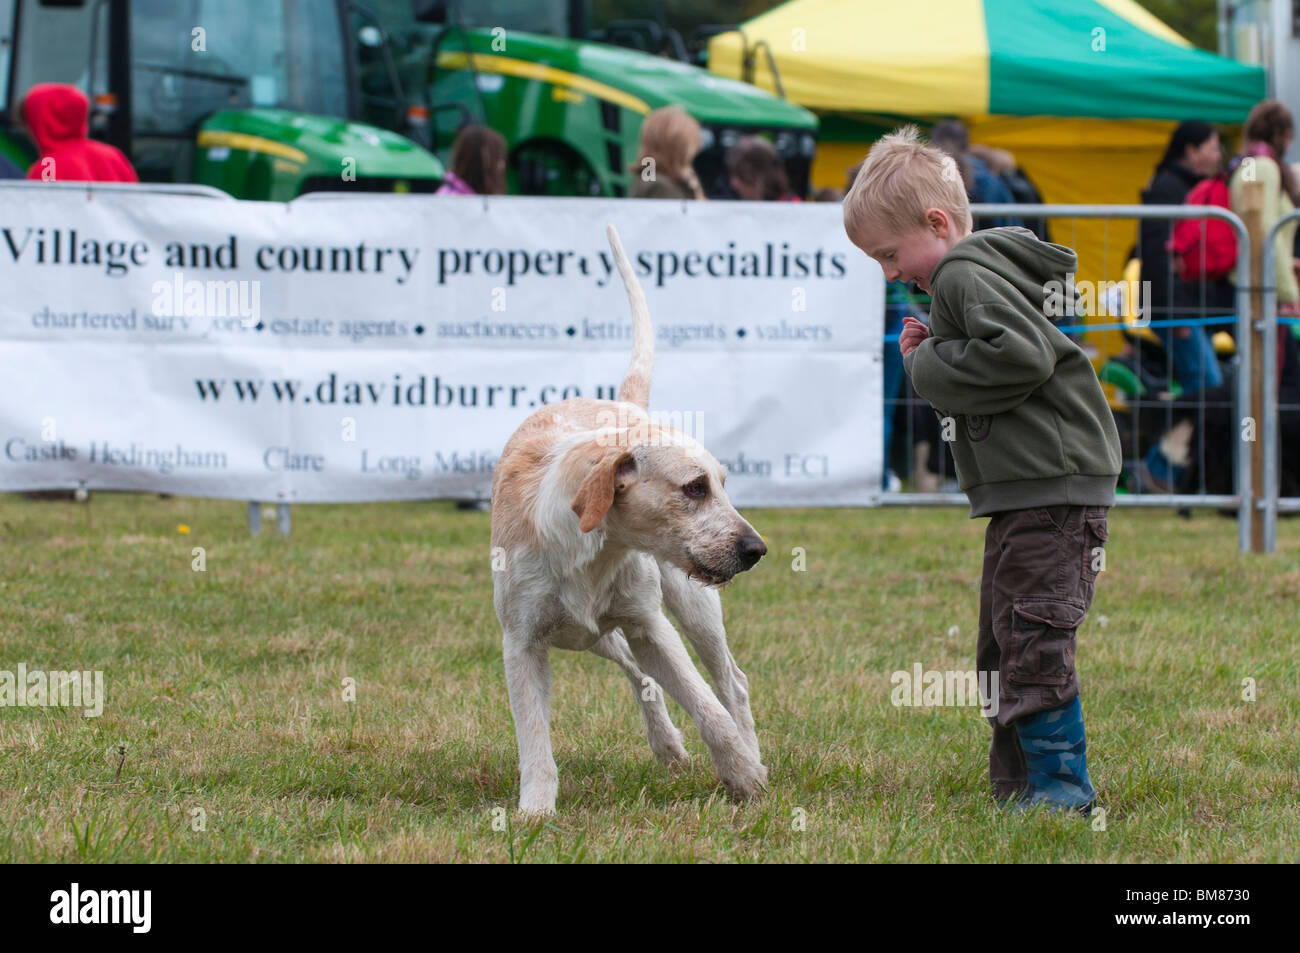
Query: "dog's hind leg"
659 562 763 770
589 628 689 769
503 636 559 816
622 611 767 802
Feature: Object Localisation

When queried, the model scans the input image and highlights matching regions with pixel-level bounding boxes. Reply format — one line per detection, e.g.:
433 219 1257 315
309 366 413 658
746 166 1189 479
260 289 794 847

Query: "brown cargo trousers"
977 503 1109 800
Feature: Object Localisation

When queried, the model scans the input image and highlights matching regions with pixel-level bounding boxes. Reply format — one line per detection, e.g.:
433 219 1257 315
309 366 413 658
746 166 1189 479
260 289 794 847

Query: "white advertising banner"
0 184 882 506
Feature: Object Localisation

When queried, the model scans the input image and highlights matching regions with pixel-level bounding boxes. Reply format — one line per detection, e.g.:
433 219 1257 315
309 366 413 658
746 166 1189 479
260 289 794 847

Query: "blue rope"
884 315 1299 341
1054 316 1238 333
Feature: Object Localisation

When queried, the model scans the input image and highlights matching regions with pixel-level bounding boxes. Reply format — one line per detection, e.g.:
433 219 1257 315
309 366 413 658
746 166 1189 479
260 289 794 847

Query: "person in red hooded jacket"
20 83 137 183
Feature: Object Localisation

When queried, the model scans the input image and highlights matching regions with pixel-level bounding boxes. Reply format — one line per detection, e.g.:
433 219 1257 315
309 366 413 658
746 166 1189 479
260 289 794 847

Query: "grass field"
0 493 1296 863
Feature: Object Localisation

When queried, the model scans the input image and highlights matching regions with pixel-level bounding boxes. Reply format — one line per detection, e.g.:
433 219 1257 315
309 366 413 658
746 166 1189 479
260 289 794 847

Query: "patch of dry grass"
0 493 1296 862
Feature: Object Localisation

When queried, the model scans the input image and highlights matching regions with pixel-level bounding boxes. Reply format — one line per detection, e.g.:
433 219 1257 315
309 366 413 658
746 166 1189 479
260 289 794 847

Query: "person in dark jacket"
20 83 138 183
1138 121 1226 394
1129 122 1230 493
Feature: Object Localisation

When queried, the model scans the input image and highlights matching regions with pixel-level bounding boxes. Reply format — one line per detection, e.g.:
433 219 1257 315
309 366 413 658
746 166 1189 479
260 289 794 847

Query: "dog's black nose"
736 535 767 569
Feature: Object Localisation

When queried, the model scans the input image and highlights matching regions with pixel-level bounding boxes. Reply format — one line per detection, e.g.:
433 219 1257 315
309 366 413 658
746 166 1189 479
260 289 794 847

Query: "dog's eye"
683 479 709 500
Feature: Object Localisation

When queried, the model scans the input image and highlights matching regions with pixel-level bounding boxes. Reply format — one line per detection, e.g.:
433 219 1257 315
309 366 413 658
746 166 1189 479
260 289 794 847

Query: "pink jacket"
435 171 475 196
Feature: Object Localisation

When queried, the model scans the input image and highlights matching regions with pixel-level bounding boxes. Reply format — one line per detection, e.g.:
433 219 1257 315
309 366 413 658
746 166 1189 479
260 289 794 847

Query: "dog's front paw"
518 797 556 818
719 759 768 802
518 782 558 817
651 730 691 771
662 745 691 773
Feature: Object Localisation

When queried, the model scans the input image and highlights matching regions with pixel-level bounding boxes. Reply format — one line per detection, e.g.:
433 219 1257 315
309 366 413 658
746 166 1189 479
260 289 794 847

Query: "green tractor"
369 0 820 198
0 0 445 199
1 0 817 201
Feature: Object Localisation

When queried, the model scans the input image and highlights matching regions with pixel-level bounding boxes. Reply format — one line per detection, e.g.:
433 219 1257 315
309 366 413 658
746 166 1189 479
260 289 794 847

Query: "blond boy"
844 127 1121 813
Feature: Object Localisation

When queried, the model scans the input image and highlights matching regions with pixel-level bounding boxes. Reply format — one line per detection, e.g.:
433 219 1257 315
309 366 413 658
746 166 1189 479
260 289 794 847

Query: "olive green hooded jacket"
903 226 1122 517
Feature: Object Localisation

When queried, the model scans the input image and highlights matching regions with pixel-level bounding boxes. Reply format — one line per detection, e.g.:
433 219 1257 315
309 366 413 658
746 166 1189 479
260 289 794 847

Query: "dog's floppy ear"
570 447 637 533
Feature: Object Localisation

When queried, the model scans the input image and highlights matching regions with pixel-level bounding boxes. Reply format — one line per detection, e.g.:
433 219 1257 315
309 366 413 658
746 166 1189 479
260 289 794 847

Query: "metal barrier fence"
9 188 1289 547
879 203 1266 554
1262 208 1300 549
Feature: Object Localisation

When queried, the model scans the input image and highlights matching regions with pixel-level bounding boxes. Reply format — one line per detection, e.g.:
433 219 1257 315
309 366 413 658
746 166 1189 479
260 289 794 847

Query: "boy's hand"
899 316 931 357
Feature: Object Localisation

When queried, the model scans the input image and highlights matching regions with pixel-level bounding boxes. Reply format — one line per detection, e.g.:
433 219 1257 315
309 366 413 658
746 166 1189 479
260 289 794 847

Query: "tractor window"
455 0 567 35
131 0 348 135
586 1 659 35
124 0 349 183
584 1 693 60
347 2 412 133
9 0 347 136
10 0 110 111
0 0 12 110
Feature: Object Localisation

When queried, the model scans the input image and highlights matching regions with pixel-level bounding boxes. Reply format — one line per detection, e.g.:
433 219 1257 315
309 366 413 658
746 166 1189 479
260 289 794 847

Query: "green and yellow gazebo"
710 0 1267 358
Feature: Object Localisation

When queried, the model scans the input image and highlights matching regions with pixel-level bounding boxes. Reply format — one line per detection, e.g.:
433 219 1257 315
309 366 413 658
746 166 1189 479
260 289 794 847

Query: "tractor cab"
380 0 818 198
0 0 444 199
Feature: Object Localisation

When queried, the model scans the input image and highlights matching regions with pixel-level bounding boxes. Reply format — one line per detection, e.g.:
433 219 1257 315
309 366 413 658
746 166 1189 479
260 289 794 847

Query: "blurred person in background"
441 124 508 510
726 136 800 201
1143 107 1300 495
1231 101 1300 324
437 125 507 196
1227 104 1300 492
930 119 1019 228
969 144 1050 241
16 83 136 502
1138 120 1226 397
629 105 705 200
1130 121 1227 494
20 83 137 183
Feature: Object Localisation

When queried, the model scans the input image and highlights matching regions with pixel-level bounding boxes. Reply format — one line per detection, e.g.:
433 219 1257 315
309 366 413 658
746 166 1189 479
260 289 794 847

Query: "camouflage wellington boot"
1012 696 1097 815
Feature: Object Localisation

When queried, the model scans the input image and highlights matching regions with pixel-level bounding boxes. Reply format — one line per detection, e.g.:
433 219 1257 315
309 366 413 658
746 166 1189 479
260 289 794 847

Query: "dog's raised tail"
607 223 653 409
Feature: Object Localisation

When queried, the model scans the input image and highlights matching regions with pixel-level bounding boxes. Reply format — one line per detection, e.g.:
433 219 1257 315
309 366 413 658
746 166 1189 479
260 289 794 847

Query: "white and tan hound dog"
490 225 768 815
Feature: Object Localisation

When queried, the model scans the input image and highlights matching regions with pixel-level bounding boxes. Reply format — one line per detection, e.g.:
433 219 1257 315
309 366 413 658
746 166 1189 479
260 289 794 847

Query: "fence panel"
1261 209 1300 550
879 203 1256 553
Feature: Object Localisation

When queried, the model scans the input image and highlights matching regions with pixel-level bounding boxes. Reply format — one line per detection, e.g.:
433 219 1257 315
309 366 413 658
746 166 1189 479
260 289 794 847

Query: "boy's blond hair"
843 125 971 241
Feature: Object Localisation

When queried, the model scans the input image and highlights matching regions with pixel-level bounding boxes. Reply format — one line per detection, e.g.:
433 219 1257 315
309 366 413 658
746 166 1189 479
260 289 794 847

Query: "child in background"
437 125 507 197
20 83 138 183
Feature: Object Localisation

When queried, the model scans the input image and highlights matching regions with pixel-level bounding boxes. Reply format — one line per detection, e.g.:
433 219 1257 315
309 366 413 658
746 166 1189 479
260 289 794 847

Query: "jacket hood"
933 225 1076 299
907 224 1122 516
22 83 89 149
